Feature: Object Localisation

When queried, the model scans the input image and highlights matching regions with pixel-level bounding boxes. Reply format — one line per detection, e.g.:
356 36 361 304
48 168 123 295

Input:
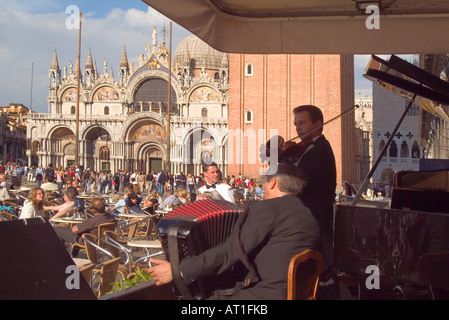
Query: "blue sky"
0 0 190 112
0 1 405 113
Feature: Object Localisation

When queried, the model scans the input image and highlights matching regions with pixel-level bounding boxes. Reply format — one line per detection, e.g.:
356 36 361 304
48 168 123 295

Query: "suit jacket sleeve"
180 201 274 284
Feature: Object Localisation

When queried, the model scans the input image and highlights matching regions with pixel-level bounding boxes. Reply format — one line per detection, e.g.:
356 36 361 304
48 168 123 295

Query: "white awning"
142 0 449 54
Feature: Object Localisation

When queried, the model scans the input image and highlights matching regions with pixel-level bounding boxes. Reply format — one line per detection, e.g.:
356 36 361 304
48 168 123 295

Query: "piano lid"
364 55 449 121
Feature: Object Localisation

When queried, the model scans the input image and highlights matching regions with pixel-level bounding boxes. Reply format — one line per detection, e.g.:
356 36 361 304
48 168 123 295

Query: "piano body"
334 55 449 299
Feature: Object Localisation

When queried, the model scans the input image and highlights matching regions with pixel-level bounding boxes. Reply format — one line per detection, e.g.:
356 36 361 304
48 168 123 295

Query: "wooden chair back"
97 222 117 244
97 257 121 297
82 233 99 265
0 210 17 221
103 230 121 257
79 263 95 284
287 249 323 300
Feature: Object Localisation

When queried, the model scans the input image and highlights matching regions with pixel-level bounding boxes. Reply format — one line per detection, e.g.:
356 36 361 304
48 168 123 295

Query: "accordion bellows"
157 199 243 259
156 199 243 299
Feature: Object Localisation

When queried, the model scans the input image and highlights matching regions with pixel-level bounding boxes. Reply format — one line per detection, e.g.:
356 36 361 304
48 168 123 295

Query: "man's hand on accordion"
148 259 173 286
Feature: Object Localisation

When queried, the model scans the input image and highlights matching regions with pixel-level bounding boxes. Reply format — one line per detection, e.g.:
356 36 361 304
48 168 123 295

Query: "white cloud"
0 6 189 112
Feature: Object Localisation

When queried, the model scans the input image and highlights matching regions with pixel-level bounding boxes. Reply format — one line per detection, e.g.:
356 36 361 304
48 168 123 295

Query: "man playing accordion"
149 163 320 300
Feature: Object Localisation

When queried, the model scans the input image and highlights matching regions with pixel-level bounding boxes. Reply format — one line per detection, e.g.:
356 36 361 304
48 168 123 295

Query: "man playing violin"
287 104 339 300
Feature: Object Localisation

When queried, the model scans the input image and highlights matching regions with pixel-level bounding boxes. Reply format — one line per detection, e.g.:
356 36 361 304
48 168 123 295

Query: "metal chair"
103 230 163 272
97 257 122 297
82 233 131 285
0 210 19 221
71 221 116 256
287 249 323 300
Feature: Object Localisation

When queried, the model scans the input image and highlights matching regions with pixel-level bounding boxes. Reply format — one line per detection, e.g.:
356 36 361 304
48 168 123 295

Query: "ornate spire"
85 47 93 69
120 45 129 69
50 48 60 70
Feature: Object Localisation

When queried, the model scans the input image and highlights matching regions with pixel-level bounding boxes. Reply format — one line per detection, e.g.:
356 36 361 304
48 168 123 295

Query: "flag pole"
75 11 82 165
166 21 172 173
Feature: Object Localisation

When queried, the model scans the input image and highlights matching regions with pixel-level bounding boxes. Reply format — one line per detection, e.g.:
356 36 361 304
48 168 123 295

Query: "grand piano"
334 55 449 300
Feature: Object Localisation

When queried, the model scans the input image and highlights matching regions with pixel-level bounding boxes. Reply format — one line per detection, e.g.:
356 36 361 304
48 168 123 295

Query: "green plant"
107 269 153 294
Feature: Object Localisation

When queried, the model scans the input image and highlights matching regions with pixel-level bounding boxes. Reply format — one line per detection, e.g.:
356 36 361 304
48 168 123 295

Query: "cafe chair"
287 249 323 300
82 233 130 284
0 210 19 221
142 202 159 215
103 230 163 272
97 257 122 297
103 230 135 275
2 198 18 206
84 208 95 219
418 251 449 300
1 202 21 216
71 221 116 257
133 216 158 240
119 218 139 240
79 262 96 284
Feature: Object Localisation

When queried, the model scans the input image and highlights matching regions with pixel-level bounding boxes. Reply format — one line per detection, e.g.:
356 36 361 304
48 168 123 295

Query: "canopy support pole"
351 94 417 206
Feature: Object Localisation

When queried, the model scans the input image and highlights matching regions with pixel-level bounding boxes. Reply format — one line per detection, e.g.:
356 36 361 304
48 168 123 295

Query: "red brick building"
227 54 356 187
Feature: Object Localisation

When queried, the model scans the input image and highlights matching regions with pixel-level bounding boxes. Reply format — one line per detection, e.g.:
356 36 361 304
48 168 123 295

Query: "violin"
260 105 360 164
261 135 313 164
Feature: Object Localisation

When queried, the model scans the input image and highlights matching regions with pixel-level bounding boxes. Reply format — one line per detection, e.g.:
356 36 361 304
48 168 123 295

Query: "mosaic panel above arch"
62 88 81 102
127 120 168 144
93 86 120 102
189 86 220 103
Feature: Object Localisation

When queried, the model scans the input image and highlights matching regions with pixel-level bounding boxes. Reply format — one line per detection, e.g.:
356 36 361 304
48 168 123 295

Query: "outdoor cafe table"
119 212 149 219
76 195 93 199
51 217 85 228
127 239 163 259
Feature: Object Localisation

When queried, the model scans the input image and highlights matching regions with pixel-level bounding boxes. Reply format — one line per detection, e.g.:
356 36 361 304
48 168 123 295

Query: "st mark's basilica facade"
27 29 230 176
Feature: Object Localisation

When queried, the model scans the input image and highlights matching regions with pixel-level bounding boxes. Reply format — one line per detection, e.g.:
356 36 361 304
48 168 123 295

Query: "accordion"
156 199 243 299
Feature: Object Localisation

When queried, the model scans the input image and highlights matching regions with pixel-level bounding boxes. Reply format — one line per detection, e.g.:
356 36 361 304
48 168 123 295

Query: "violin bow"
284 104 360 144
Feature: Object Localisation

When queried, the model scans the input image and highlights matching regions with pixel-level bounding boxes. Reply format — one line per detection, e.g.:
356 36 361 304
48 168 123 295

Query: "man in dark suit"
148 163 320 300
289 104 339 299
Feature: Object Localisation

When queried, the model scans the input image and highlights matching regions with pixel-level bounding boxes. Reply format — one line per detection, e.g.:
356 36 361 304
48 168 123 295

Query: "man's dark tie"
206 184 216 189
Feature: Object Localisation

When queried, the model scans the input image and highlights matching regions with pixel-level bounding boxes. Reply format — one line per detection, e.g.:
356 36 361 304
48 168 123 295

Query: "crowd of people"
1 162 265 205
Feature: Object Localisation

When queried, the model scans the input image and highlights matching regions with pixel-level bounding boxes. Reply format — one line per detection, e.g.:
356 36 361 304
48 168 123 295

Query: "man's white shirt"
198 183 235 203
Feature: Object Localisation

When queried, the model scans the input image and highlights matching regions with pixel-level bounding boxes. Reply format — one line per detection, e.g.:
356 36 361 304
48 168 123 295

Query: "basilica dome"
173 34 228 70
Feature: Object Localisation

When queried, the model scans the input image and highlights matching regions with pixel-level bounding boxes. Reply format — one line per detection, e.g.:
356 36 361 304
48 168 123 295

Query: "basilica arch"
82 125 112 171
173 127 219 175
125 118 168 172
137 142 165 173
47 125 76 168
125 69 182 106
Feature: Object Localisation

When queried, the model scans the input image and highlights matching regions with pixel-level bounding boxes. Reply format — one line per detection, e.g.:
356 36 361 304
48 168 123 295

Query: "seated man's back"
75 199 116 243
